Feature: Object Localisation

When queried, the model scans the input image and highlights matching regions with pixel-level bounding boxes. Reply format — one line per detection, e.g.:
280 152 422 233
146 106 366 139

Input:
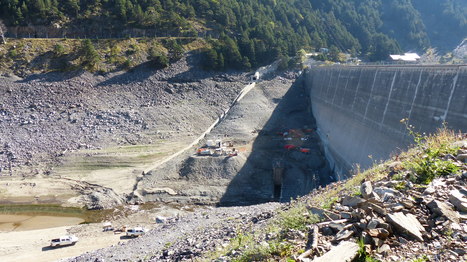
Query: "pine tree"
80 39 100 70
0 20 7 44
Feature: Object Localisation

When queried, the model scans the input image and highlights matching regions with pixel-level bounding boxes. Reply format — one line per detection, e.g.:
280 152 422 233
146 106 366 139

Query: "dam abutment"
305 65 467 178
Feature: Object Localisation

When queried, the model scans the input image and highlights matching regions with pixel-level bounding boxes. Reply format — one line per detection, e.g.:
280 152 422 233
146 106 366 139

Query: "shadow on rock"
219 74 334 206
167 54 222 83
20 69 86 83
119 235 138 240
97 61 157 87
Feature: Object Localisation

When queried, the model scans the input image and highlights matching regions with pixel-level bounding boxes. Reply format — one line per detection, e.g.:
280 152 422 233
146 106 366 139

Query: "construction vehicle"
197 148 212 155
197 138 237 157
299 148 310 153
103 222 114 231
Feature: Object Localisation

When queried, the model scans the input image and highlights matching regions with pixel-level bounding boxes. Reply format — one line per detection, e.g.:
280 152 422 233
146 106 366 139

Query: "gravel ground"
0 53 246 177
66 202 282 262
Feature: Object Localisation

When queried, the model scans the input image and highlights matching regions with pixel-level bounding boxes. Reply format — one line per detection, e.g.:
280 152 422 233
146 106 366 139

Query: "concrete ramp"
305 65 467 177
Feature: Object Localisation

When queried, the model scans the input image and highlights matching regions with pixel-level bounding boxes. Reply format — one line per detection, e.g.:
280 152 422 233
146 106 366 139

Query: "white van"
126 227 146 237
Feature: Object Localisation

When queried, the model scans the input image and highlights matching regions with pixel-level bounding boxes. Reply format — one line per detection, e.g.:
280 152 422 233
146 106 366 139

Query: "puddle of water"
0 203 204 232
0 214 84 232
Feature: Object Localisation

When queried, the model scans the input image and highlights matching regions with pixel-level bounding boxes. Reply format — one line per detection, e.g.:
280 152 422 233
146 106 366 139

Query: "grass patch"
277 203 320 231
135 152 167 160
321 196 339 210
0 204 84 216
204 203 320 261
399 121 460 184
232 240 296 262
71 162 135 171
404 157 459 184
354 238 381 262
393 181 406 190
411 255 429 262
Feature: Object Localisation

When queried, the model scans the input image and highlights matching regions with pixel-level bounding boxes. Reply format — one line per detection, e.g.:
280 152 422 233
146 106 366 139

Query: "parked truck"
50 235 79 247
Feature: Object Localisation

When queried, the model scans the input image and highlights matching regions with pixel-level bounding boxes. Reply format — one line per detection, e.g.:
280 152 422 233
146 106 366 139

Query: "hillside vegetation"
0 37 200 75
1 0 466 72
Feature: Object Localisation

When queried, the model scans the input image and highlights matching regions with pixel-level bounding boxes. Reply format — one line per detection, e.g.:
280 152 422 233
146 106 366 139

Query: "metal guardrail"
312 63 467 69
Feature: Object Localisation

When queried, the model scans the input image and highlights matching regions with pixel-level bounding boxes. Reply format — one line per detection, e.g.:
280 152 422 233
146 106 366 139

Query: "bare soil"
0 203 197 262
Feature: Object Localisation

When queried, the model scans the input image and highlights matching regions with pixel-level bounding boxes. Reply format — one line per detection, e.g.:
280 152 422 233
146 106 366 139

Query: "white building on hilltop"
389 53 421 62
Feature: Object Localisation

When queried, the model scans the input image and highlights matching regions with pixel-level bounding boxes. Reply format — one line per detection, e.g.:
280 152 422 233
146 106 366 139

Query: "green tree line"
0 0 465 69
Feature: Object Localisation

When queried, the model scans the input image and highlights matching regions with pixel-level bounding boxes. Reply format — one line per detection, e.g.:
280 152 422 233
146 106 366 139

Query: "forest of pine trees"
0 0 466 69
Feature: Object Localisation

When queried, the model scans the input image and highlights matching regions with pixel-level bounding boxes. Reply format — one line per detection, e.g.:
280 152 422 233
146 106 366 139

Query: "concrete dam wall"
305 65 467 178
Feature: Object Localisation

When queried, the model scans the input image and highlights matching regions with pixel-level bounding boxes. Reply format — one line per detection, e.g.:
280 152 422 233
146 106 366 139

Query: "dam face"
305 65 467 178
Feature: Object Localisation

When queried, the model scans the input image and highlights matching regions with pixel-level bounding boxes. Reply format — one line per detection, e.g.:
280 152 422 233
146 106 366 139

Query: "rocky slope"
64 135 467 262
0 53 247 208
134 72 331 206
0 54 244 173
66 202 281 262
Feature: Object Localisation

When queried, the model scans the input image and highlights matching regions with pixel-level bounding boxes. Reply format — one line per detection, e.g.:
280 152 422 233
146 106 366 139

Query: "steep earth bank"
135 73 332 205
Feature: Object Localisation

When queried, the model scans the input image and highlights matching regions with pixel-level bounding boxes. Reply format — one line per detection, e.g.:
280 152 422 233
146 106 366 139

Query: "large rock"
333 229 354 242
452 140 467 149
156 216 167 224
367 219 379 229
367 228 390 239
360 181 373 199
457 154 467 162
312 241 359 262
328 222 345 232
143 187 178 196
373 187 401 199
341 195 365 208
386 212 425 241
449 190 467 212
426 200 460 223
360 202 387 216
309 207 340 220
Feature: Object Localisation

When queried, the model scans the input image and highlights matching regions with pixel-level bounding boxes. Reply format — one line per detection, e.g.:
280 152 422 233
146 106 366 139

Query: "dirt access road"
0 225 120 262
0 203 191 262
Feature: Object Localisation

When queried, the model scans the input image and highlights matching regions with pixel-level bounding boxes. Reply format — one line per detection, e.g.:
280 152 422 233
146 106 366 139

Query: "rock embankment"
300 174 466 261
270 142 467 262
136 72 332 206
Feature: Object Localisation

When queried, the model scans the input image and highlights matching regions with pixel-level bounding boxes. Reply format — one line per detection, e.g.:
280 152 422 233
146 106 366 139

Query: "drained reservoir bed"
0 214 84 231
